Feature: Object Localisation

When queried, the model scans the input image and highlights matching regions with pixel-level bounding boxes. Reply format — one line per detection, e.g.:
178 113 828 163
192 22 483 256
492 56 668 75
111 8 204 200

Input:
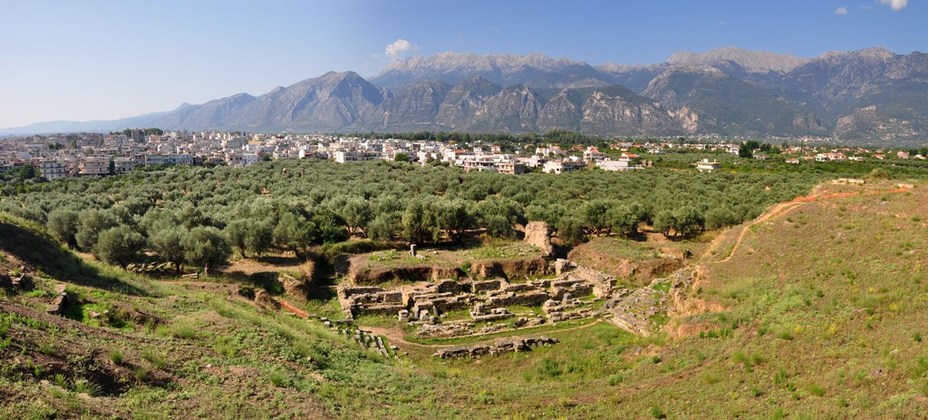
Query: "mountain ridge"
3 47 927 143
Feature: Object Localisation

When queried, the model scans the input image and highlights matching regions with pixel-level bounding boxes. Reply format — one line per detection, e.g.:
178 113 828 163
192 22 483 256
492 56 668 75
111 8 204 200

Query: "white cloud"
879 0 908 11
835 7 849 15
385 39 418 59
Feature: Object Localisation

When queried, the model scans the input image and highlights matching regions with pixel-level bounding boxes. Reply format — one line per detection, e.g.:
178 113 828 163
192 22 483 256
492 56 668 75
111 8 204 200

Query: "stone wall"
433 336 559 359
522 221 553 256
470 257 549 281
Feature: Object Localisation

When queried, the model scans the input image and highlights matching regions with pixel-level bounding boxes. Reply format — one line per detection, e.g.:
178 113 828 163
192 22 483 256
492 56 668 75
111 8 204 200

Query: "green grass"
38 342 57 356
465 240 540 260
366 239 541 271
267 369 291 388
301 295 345 320
651 281 671 294
353 314 403 329
71 378 100 396
439 308 473 322
141 349 167 370
368 249 428 266
589 237 662 260
5 180 928 418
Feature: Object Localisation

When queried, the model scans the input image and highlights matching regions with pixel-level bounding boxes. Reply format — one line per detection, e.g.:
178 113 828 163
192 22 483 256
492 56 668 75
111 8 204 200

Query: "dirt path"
711 201 804 264
362 319 605 350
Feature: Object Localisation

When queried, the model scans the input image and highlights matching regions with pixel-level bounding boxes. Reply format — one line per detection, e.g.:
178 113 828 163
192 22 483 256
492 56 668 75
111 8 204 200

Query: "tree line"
0 158 829 273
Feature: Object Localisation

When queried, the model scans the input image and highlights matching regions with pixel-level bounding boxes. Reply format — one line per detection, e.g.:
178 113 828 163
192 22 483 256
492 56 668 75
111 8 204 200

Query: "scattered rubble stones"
127 262 176 274
1 267 35 293
604 270 693 335
47 284 70 315
253 290 280 311
433 336 559 359
418 321 474 338
302 313 397 358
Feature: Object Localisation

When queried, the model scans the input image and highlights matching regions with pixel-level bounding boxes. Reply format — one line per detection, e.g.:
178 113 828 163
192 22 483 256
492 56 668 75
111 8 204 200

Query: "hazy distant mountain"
0 109 175 136
229 71 390 131
595 63 669 93
782 47 928 140
3 47 928 143
372 52 610 90
434 76 503 130
154 93 257 130
669 47 810 74
641 64 827 136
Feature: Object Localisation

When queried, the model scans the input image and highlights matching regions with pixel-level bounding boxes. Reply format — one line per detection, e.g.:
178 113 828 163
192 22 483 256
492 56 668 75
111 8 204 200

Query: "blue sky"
0 0 924 128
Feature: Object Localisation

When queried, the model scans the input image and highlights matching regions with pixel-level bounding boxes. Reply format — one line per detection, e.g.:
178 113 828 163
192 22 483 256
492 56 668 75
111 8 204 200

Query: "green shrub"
607 373 624 386
321 239 394 259
268 370 290 387
537 358 563 378
142 349 167 369
170 323 199 340
38 342 57 355
134 367 150 382
52 373 67 387
72 378 100 396
237 285 256 300
807 383 826 397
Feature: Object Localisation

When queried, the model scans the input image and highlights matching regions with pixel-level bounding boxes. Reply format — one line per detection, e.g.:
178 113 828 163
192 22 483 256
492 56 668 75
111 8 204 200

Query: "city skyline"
0 0 923 128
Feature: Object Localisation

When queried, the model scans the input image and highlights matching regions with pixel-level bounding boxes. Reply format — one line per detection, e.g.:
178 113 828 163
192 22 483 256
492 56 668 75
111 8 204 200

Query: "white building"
79 157 110 176
542 160 584 174
334 150 379 163
144 154 193 166
583 146 605 163
243 152 260 166
695 159 721 173
113 157 138 173
37 160 69 180
597 158 641 172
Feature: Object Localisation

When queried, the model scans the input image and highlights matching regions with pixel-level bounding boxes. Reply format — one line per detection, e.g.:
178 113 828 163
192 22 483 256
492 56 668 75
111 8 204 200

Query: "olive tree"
225 219 251 257
183 226 231 275
75 209 120 252
343 197 372 236
94 225 146 268
47 209 79 247
273 212 317 259
245 221 274 257
150 227 189 274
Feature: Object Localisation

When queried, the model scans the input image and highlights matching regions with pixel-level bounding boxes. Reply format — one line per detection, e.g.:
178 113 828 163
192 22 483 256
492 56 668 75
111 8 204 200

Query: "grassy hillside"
3 180 928 418
613 181 928 417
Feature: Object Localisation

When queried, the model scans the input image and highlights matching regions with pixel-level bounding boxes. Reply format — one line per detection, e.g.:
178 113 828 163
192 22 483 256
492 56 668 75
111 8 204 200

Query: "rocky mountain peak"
819 47 896 62
669 47 810 73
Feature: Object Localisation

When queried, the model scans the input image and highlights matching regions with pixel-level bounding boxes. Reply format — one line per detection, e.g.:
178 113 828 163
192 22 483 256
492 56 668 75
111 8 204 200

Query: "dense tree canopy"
0 157 862 271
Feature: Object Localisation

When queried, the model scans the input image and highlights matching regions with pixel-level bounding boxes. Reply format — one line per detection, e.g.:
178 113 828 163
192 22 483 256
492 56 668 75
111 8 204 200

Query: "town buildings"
0 131 912 182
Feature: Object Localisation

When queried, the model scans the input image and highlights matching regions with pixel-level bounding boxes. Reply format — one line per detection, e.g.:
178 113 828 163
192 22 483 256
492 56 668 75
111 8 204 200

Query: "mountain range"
4 47 928 143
